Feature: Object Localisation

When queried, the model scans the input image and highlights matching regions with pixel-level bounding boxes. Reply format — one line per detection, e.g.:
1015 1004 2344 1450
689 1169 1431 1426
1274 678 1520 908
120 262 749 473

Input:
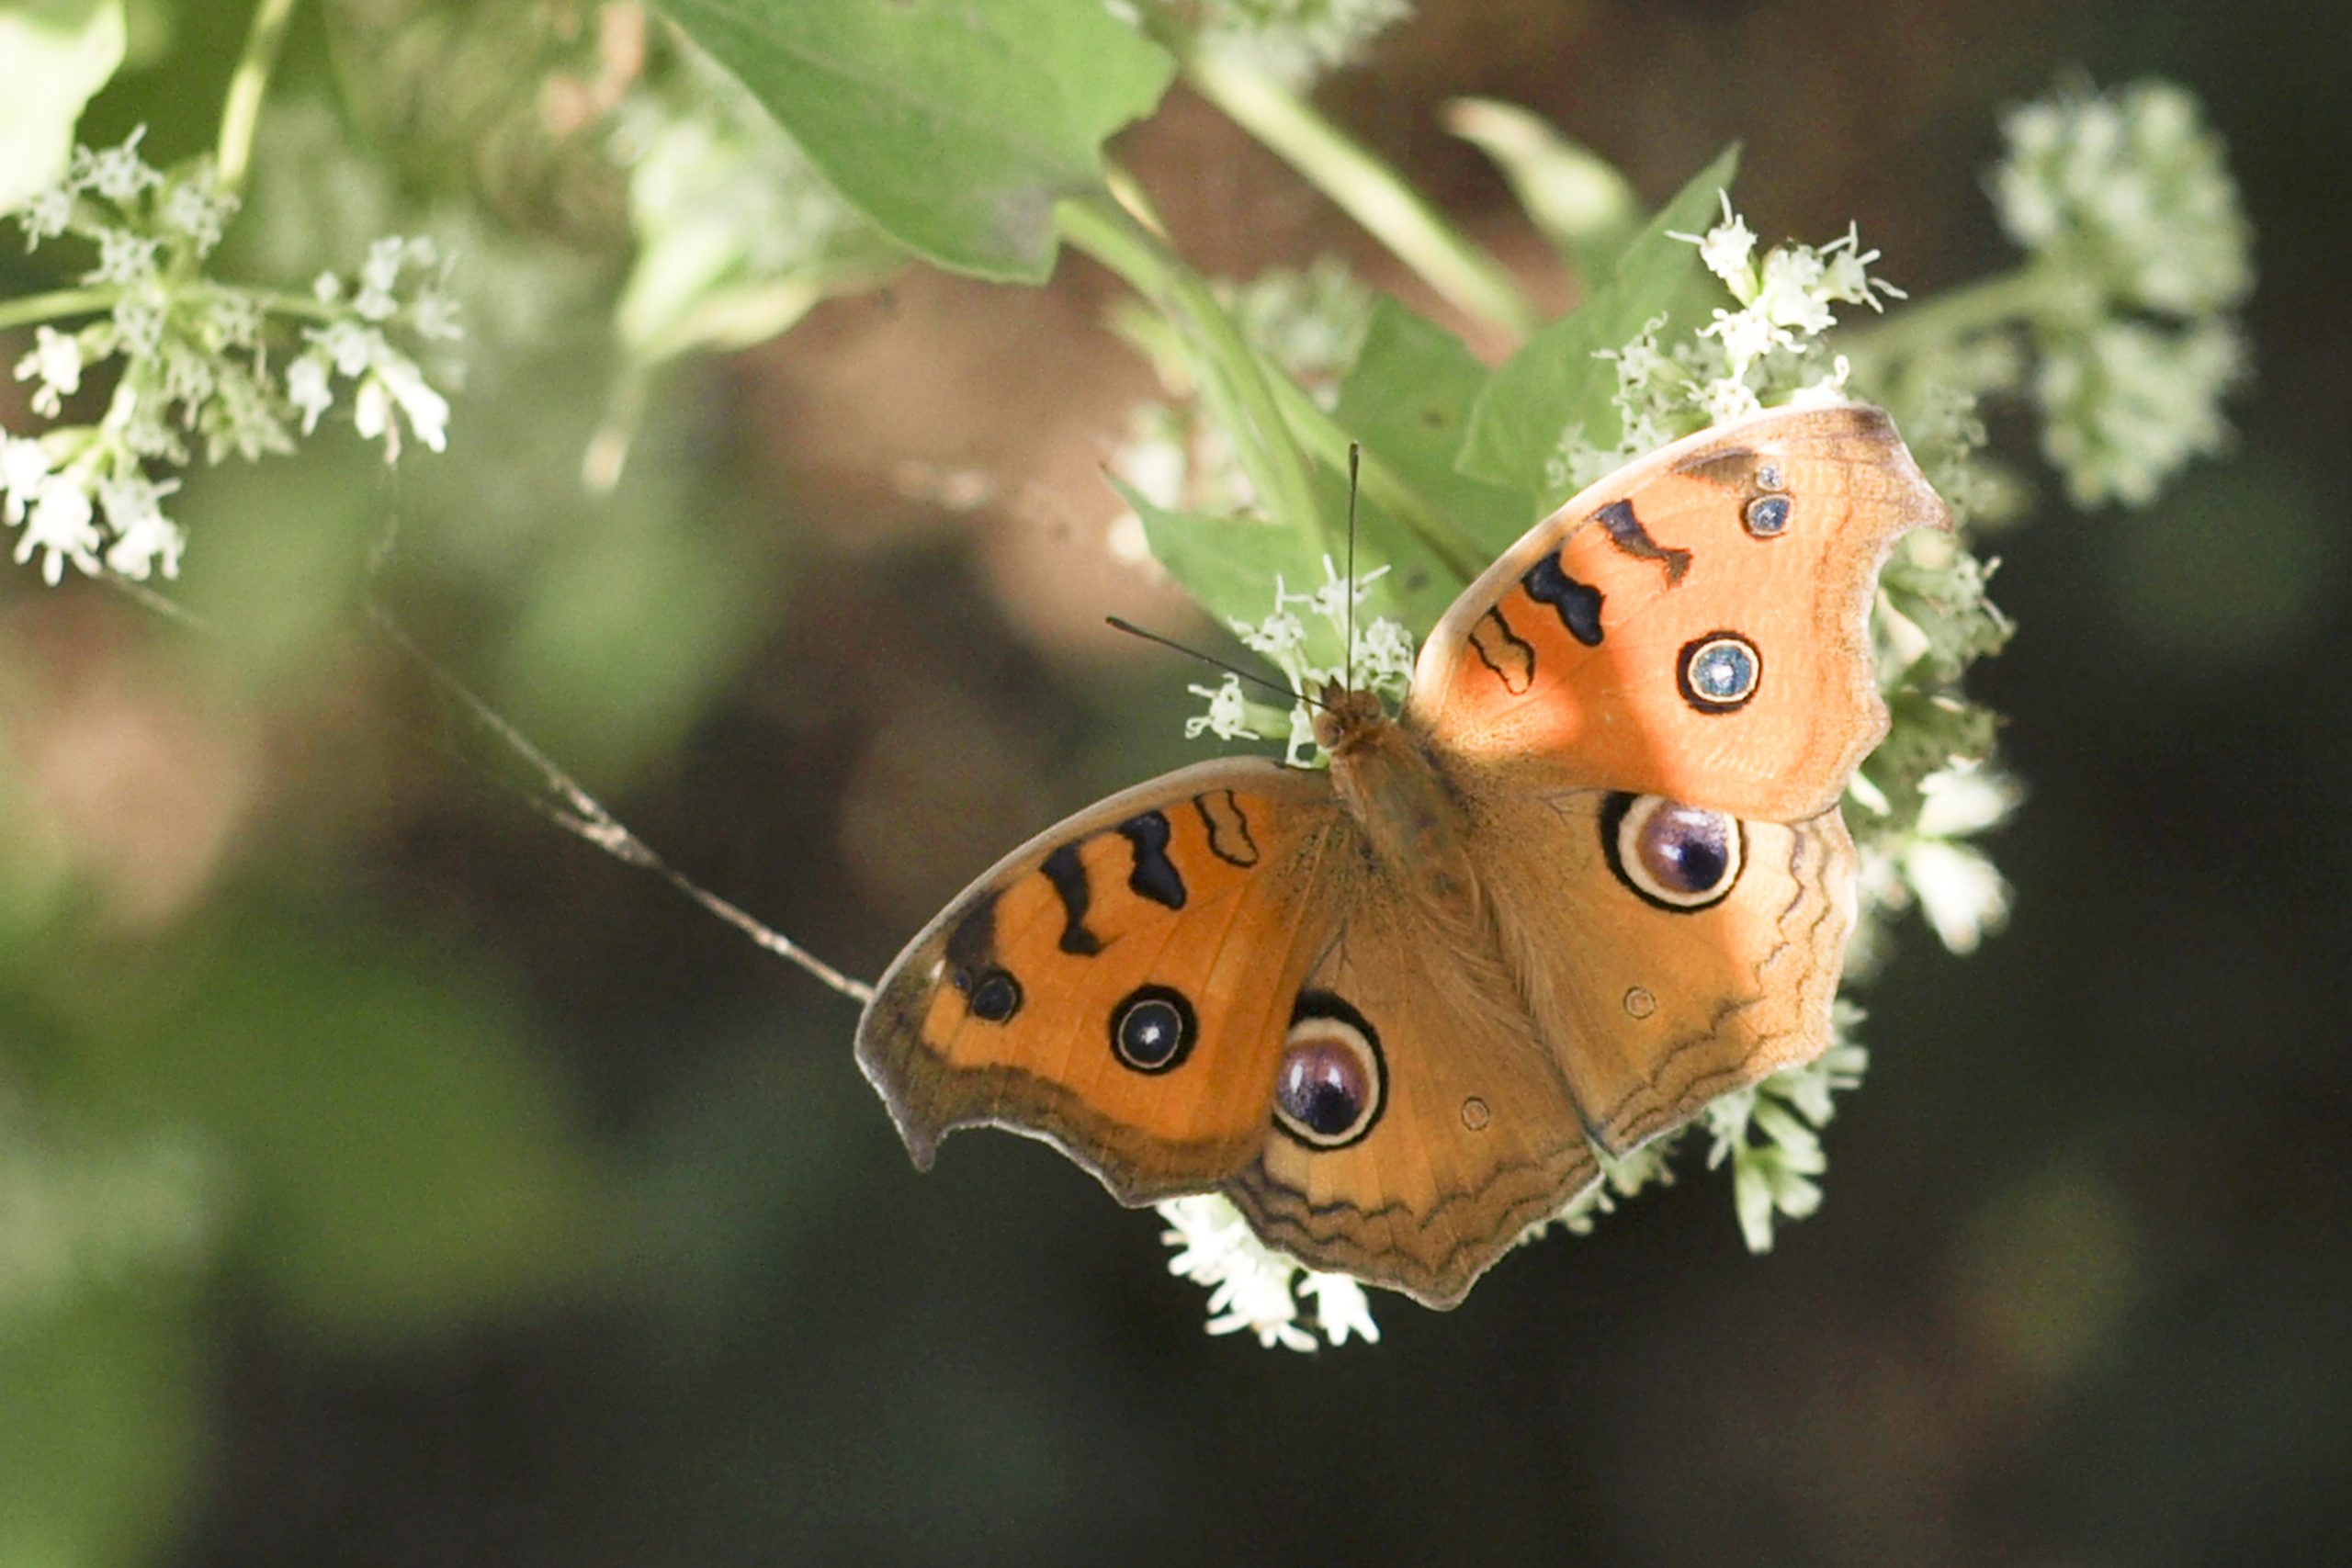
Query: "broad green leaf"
654 0 1175 282
1335 296 1539 558
1459 144 1740 501
0 0 126 216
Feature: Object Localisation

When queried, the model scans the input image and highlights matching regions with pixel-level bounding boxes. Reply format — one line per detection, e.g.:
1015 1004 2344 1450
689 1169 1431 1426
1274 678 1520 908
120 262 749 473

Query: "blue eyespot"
1744 494 1792 536
1679 633 1761 713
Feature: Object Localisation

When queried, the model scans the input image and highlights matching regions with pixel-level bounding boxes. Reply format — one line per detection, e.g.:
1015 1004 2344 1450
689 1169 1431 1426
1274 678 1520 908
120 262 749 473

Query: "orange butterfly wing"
855 759 1342 1202
1409 403 1949 822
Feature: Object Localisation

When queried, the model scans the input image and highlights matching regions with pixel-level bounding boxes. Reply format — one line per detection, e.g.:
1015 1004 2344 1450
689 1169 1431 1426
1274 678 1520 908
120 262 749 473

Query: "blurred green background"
2 1 2346 1564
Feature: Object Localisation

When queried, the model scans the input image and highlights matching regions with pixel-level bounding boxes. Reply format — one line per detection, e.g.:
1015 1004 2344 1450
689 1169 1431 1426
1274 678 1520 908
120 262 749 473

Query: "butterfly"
854 403 1948 1307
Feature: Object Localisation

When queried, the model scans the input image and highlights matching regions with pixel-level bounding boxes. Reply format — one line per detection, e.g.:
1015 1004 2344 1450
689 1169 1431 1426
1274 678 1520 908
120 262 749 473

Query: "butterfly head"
1310 681 1391 757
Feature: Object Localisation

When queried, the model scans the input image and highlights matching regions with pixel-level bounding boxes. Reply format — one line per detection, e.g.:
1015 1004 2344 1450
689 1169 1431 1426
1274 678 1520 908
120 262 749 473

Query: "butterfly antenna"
1104 616 1331 712
1344 441 1361 689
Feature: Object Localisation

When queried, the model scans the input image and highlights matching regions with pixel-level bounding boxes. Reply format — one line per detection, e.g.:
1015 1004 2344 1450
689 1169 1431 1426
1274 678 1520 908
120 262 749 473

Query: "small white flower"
1753 247 1838 337
287 351 334 434
1159 1193 1375 1351
1299 1272 1380 1346
352 376 391 448
19 180 77 248
375 354 451 454
109 281 169 356
1230 599 1310 674
158 166 239 256
354 236 405 321
1185 674 1252 740
203 288 264 350
308 319 379 378
85 128 161 205
1 434 53 523
16 475 102 585
1356 616 1416 692
1819 225 1905 311
407 287 464 343
1916 763 2022 838
1703 305 1783 378
14 327 85 417
1283 702 1319 769
97 469 187 580
85 227 163 287
1672 191 1758 293
1899 840 2012 955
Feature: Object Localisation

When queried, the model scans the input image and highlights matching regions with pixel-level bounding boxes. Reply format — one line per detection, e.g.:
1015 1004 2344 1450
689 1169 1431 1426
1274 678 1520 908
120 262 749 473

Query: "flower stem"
1841 265 2065 383
1057 188 1323 543
217 0 303 196
0 288 120 333
1186 53 1541 344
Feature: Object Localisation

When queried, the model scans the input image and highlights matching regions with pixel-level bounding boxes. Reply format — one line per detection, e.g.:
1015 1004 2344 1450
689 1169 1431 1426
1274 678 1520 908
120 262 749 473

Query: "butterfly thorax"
1319 690 1485 926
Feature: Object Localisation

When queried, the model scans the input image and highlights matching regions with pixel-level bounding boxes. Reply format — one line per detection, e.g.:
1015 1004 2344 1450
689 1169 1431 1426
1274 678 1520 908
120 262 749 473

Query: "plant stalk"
1187 53 1541 344
1057 190 1322 542
0 288 121 334
216 0 303 195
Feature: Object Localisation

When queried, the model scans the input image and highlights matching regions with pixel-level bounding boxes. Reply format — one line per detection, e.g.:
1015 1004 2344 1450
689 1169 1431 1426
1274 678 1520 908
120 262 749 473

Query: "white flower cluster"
2 130 462 584
1171 0 1415 88
1994 79 2253 509
1993 79 2250 320
1158 1193 1380 1349
1856 761 2021 958
1548 197 1900 496
1184 557 1415 765
1703 1032 1871 1253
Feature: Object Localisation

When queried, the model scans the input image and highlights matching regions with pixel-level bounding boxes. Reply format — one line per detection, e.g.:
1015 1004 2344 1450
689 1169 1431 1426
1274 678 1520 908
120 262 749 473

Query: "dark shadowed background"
3 1 2346 1564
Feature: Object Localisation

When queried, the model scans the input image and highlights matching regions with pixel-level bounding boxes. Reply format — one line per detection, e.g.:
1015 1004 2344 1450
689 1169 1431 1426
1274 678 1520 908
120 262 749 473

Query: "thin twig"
365 607 876 1006
98 571 876 1007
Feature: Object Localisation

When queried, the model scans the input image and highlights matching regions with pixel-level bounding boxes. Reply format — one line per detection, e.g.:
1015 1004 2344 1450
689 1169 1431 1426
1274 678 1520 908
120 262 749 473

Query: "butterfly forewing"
1409 404 1949 823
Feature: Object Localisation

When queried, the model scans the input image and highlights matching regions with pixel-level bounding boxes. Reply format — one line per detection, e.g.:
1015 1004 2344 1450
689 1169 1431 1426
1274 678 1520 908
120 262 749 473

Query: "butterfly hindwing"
1225 879 1601 1307
1459 761 1859 1155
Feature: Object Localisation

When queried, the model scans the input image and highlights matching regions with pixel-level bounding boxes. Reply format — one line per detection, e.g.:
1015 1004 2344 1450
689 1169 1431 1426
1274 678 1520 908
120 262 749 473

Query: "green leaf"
1335 296 1540 558
0 0 127 217
653 0 1175 282
1459 144 1739 502
1120 468 1459 660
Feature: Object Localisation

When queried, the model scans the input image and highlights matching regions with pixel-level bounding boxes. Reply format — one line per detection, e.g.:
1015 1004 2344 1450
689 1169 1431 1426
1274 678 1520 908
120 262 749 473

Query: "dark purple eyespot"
1272 995 1385 1148
1603 794 1744 910
1111 986 1195 1072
